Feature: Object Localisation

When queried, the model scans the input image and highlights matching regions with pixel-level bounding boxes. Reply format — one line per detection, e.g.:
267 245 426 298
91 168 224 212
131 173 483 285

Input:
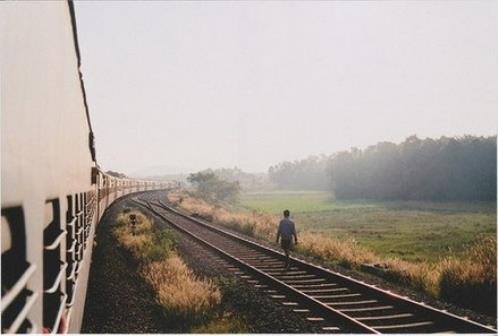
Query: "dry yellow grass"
297 231 376 267
169 192 276 239
168 191 497 314
142 256 221 319
114 209 154 260
437 236 496 313
113 208 223 325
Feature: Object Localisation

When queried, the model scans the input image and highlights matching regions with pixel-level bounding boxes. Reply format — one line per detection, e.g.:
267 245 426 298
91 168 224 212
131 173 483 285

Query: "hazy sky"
75 1 497 175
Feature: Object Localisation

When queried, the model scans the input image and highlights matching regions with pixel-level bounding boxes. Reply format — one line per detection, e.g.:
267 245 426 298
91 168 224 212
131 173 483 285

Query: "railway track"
133 197 496 334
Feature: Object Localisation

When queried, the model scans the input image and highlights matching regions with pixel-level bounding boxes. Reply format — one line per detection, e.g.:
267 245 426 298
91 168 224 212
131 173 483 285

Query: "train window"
82 193 87 247
1 206 36 333
43 199 67 332
65 195 77 306
91 167 98 185
75 194 84 263
84 192 94 247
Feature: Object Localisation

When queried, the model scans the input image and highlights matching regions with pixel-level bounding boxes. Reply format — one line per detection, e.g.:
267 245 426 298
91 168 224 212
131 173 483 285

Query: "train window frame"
1 206 36 333
43 198 67 332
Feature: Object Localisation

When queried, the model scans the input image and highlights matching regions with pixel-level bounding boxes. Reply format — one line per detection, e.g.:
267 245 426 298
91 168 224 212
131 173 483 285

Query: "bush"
114 209 177 262
113 208 223 330
187 171 240 203
192 313 247 333
142 257 221 329
439 236 497 315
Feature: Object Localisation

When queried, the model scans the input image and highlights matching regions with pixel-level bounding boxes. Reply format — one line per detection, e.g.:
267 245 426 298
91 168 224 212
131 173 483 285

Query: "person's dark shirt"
277 218 296 241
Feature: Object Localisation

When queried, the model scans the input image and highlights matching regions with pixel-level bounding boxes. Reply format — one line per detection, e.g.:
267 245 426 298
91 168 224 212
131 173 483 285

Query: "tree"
187 171 241 203
267 135 496 201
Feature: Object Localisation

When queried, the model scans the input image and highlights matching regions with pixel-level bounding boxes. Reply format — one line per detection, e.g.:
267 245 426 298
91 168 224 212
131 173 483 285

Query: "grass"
170 190 497 315
113 208 246 331
240 191 496 262
191 312 247 333
142 257 221 327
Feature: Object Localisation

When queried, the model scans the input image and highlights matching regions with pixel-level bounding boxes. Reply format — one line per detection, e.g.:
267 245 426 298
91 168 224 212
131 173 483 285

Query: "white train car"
1 2 170 333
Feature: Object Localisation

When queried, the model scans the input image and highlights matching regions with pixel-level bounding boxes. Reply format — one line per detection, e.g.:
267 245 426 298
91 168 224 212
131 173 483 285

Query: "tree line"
268 135 497 201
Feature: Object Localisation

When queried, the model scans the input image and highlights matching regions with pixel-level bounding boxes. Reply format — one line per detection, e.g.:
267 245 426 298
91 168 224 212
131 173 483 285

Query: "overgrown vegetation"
438 237 497 314
269 135 497 201
201 167 271 191
113 208 245 331
169 193 275 240
240 191 496 263
169 191 497 316
141 257 221 327
187 171 241 202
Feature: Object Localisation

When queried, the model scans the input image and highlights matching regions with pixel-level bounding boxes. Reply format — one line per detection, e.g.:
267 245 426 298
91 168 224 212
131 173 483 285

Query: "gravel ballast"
82 192 325 333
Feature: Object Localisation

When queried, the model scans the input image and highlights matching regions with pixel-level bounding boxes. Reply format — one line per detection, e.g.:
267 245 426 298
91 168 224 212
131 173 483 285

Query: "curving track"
133 197 496 334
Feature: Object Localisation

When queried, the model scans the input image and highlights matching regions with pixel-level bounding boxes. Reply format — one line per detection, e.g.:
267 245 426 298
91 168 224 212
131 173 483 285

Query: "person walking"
276 209 298 270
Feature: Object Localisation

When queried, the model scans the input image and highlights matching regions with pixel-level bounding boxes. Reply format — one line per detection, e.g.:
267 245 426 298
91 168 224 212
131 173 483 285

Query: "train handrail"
44 263 67 294
67 262 78 281
66 282 78 308
44 230 67 250
66 216 77 227
1 264 37 312
5 292 38 334
50 293 68 334
67 240 77 254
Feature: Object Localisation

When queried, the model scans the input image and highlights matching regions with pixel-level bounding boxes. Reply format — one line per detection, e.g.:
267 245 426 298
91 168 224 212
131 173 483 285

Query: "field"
239 191 496 263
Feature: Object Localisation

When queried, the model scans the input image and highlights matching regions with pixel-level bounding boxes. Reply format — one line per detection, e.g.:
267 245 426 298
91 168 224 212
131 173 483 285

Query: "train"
1 1 172 333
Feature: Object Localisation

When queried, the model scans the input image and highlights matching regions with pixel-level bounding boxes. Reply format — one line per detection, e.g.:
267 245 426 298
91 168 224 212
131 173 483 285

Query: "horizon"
130 133 497 177
75 1 497 175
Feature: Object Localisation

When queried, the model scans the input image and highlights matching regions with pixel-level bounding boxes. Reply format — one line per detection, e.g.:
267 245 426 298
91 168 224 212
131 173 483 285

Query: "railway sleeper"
239 255 274 260
275 274 318 280
301 287 348 294
314 293 362 300
356 312 414 321
257 266 299 272
247 260 284 266
293 309 311 313
321 326 341 332
339 305 396 314
326 299 379 306
282 302 299 306
371 320 435 333
291 283 338 289
266 270 308 276
270 294 286 299
362 315 426 328
284 278 327 284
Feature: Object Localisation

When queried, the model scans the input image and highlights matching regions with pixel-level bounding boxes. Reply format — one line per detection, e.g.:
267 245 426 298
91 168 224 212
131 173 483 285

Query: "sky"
74 1 497 176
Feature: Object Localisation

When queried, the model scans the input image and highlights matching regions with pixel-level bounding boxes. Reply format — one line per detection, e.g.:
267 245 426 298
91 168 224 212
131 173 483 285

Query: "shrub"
438 236 497 315
113 208 223 330
114 209 177 262
114 210 154 260
192 312 247 333
142 256 221 328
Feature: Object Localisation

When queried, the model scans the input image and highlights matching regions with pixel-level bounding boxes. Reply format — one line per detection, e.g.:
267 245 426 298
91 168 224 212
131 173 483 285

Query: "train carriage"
1 2 169 333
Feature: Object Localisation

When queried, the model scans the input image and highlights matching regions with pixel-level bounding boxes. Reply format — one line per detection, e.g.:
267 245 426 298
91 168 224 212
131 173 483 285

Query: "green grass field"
240 191 496 263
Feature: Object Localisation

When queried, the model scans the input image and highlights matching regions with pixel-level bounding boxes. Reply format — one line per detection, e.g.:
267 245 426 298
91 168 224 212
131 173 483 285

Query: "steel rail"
135 199 378 333
134 197 496 334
